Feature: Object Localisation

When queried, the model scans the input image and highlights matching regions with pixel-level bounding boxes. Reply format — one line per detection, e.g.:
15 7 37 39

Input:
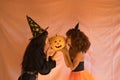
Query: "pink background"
0 0 120 80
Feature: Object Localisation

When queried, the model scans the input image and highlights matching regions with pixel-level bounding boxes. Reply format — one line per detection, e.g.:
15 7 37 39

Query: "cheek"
45 38 48 44
44 43 50 52
67 39 70 44
67 40 72 47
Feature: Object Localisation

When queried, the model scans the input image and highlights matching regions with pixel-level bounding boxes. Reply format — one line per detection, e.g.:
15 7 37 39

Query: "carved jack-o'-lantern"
49 35 66 51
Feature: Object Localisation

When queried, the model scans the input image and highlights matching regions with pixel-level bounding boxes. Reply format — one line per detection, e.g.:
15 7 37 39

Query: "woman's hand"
61 45 69 55
46 47 56 61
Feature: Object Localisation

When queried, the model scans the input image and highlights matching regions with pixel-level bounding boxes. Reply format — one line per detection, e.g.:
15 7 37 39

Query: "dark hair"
66 28 90 53
21 31 48 72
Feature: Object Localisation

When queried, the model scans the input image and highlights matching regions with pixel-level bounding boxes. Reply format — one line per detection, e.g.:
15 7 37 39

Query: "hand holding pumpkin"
46 47 56 61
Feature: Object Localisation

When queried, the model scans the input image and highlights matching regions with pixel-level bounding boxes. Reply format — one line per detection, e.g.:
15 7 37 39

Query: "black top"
72 62 84 72
69 48 84 72
18 50 56 80
22 50 56 75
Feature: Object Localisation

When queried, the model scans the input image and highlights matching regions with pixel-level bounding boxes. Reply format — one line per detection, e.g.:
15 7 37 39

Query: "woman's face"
66 36 71 47
44 37 50 53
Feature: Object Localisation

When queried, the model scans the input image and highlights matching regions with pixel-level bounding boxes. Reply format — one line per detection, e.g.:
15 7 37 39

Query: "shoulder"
76 52 83 56
75 52 84 61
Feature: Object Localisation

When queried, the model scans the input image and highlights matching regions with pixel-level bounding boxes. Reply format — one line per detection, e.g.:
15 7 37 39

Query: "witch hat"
74 23 79 30
26 16 48 39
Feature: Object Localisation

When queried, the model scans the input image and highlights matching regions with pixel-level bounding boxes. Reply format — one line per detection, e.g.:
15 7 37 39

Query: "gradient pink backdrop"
0 0 120 80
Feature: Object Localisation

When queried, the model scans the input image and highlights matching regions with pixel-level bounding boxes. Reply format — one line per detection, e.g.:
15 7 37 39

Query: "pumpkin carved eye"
59 40 61 42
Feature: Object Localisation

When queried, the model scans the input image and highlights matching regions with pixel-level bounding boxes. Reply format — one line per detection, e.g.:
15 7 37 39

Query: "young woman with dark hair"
61 23 94 80
18 16 56 80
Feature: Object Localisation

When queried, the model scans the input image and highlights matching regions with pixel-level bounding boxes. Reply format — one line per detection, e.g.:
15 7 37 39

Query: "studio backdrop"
0 0 120 80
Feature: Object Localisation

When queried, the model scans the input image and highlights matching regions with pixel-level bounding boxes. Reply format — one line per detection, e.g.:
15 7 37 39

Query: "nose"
57 43 59 45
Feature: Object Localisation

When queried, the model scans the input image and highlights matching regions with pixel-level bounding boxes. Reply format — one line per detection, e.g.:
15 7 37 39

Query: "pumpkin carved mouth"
55 45 62 48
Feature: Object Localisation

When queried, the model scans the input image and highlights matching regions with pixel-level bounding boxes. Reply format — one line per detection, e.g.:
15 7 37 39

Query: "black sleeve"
48 56 56 68
18 73 36 80
34 50 56 75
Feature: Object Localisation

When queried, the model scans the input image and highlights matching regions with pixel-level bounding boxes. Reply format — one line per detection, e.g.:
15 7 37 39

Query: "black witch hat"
74 23 79 30
26 16 48 39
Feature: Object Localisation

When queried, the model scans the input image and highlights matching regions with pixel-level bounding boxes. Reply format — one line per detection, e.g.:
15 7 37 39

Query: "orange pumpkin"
49 35 66 51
